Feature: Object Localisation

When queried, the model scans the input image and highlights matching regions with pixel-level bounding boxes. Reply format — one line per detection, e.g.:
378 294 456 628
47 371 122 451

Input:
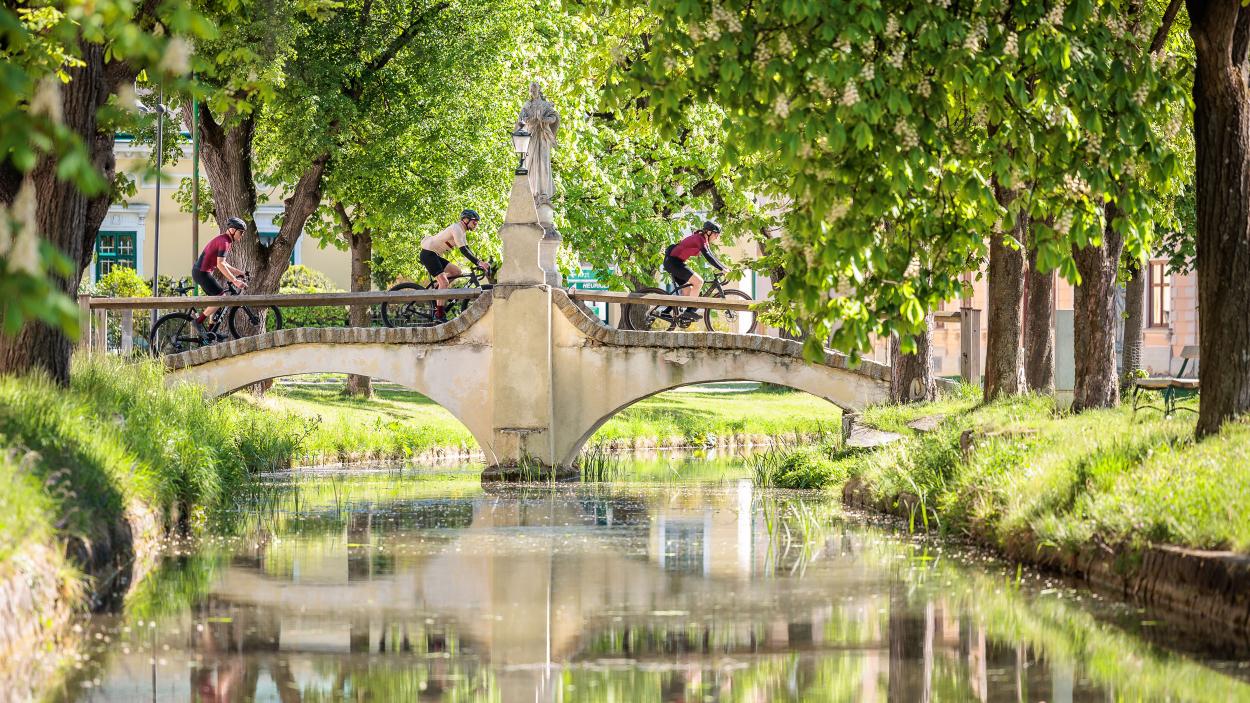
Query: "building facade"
96 137 352 289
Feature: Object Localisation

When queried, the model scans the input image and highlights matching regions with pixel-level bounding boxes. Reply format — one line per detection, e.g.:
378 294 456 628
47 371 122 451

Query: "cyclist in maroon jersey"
192 216 249 332
661 220 727 322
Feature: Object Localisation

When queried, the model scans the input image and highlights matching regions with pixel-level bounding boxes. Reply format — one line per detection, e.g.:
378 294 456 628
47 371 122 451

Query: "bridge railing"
77 288 484 356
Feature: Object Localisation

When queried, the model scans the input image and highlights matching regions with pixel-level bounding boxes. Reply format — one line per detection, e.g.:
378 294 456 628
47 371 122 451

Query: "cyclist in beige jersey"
419 209 489 322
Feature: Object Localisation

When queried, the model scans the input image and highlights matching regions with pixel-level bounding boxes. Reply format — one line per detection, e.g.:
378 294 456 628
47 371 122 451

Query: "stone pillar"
539 224 562 288
485 174 569 478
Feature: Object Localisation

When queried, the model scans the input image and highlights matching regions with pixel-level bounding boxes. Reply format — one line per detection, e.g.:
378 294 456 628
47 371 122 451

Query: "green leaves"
599 0 1190 357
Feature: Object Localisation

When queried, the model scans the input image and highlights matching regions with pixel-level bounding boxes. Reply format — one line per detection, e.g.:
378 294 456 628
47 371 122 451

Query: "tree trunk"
1187 0 1250 436
1121 256 1147 392
1071 203 1126 411
337 202 373 398
0 44 129 383
984 182 1026 401
890 315 935 403
187 104 329 297
1024 231 1056 393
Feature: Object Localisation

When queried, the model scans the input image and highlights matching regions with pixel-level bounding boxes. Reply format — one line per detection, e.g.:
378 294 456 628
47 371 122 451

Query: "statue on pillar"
517 82 559 226
517 81 562 286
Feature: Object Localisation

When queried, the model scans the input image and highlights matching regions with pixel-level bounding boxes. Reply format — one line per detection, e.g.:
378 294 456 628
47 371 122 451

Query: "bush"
96 267 149 298
752 445 844 489
279 264 346 328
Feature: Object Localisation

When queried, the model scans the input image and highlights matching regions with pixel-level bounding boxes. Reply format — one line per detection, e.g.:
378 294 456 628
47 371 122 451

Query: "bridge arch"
551 344 888 466
166 340 498 465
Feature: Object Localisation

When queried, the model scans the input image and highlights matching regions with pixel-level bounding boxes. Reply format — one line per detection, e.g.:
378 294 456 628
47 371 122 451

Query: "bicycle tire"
149 312 204 356
626 287 679 332
381 281 437 328
227 305 284 339
704 289 758 334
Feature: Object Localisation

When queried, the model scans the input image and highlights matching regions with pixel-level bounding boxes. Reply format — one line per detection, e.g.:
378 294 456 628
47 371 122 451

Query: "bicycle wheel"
381 282 437 328
227 305 284 339
149 312 204 356
626 287 678 332
704 289 758 334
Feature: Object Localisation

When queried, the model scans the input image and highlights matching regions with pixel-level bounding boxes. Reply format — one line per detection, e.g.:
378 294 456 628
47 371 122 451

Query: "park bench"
1131 345 1199 416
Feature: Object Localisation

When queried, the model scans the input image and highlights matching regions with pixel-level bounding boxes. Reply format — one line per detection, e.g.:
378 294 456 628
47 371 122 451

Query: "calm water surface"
52 458 1250 702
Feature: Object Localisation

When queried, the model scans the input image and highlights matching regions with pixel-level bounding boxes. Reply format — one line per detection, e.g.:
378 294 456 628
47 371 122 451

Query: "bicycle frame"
671 274 727 298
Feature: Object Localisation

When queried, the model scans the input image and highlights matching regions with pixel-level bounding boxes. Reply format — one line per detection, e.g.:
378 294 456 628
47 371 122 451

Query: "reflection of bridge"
105 176 892 474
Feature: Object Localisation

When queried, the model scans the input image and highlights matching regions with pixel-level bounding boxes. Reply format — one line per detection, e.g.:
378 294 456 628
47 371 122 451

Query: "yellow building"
95 137 354 289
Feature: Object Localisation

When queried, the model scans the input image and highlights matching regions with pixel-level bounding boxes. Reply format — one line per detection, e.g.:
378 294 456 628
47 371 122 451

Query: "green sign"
567 267 610 291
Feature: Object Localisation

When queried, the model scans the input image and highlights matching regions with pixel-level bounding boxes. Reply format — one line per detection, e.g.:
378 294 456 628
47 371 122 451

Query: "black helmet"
461 209 480 221
702 220 721 234
225 216 248 232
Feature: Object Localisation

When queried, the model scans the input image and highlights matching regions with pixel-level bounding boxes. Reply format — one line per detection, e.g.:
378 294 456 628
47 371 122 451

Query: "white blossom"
917 80 932 98
835 38 852 54
894 121 919 150
1063 173 1090 196
813 76 834 99
888 47 905 69
841 81 859 106
773 94 790 118
29 77 62 124
5 179 41 275
689 23 703 42
1046 3 1065 27
861 64 875 81
158 37 192 75
776 32 793 55
1054 211 1074 236
964 20 987 52
827 200 851 223
885 16 899 38
1133 84 1149 105
1004 33 1018 59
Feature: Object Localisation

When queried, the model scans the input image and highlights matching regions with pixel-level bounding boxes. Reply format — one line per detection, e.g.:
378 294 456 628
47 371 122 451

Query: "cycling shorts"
192 266 225 296
663 251 694 287
420 248 450 277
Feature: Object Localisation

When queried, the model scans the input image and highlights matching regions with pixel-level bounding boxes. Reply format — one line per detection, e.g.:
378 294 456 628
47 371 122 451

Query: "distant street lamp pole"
138 88 171 324
191 89 200 294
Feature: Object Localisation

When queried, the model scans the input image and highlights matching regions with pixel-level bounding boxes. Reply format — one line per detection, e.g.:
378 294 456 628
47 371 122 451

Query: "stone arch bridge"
161 176 891 475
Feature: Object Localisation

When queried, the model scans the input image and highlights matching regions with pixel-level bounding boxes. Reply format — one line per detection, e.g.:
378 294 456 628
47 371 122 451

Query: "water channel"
51 456 1250 701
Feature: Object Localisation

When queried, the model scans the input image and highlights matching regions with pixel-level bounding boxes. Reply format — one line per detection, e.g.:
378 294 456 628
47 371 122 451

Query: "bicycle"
626 272 758 334
380 261 495 328
148 273 284 355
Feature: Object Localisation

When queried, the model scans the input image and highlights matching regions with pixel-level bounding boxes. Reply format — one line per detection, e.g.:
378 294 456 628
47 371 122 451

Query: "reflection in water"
50 470 1250 702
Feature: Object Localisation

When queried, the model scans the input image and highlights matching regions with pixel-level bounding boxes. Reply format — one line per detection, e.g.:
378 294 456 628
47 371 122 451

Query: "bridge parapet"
550 289 890 383
163 292 495 371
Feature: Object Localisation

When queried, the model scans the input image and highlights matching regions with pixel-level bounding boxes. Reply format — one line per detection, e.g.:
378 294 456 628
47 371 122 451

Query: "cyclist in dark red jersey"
192 216 249 332
662 220 726 322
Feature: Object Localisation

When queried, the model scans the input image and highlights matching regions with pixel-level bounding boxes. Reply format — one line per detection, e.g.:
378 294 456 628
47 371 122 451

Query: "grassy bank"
834 391 1250 554
245 378 843 462
0 357 311 565
0 356 315 693
749 389 1250 632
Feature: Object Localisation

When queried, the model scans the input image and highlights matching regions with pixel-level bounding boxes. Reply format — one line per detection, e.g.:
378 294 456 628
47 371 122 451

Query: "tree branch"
1149 0 1184 54
1235 3 1250 66
347 1 450 100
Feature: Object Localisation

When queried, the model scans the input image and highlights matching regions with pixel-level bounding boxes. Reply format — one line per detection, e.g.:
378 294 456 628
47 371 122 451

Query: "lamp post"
138 89 170 325
511 128 531 175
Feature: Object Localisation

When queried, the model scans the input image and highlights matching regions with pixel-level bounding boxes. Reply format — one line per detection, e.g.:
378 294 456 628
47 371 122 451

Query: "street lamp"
511 128 531 175
137 88 171 324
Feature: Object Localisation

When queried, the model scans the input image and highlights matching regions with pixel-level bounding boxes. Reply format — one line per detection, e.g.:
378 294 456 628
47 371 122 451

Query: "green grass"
252 378 844 461
831 392 1250 554
245 382 477 461
0 356 313 580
